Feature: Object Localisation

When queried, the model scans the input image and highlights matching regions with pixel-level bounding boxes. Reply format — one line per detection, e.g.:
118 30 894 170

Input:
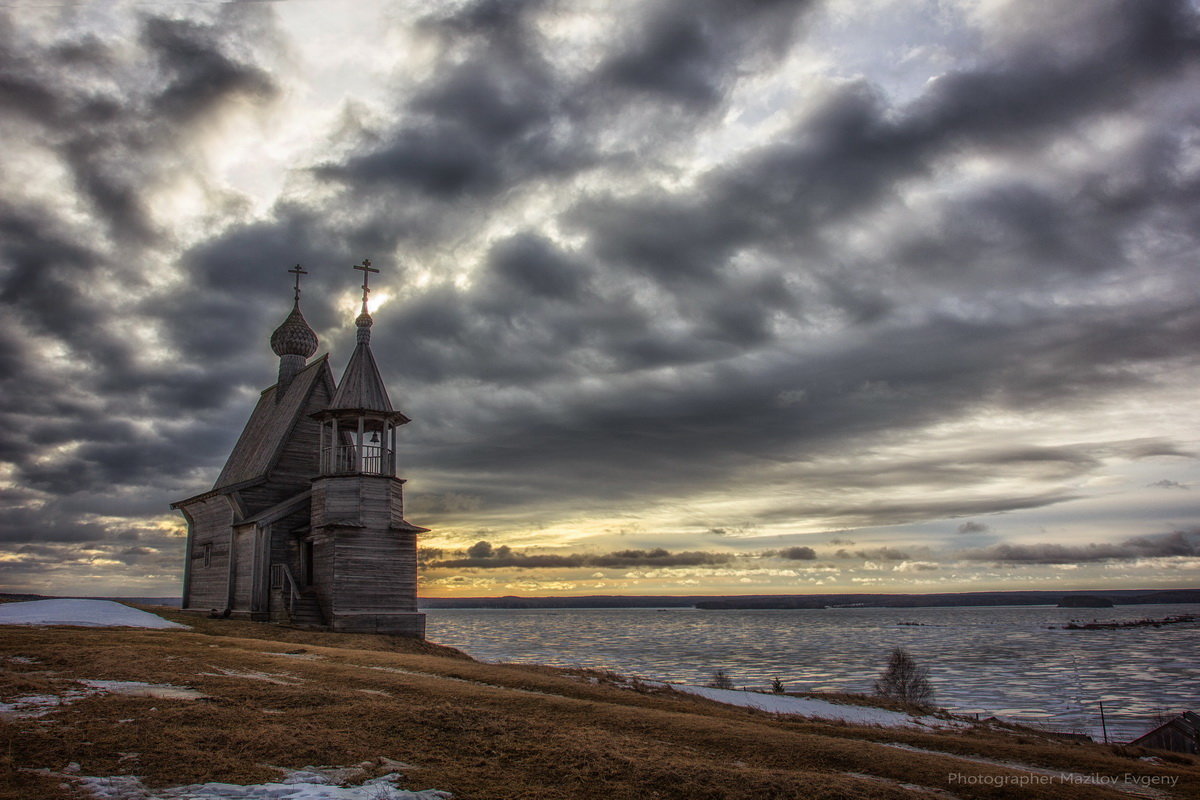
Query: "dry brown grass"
1 610 1196 800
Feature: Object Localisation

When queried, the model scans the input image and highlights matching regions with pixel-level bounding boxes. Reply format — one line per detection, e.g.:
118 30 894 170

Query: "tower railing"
320 444 394 475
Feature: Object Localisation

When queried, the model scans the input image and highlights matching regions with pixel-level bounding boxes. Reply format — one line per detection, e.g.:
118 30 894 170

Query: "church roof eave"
310 408 411 424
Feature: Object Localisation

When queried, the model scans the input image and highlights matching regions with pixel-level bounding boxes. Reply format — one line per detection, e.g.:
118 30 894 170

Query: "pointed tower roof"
329 317 394 411
319 259 410 423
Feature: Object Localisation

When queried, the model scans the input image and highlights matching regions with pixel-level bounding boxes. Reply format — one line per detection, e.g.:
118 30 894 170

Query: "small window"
202 543 212 568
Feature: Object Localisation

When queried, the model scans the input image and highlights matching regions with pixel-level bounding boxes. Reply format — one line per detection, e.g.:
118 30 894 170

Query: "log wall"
178 495 233 610
231 524 256 610
309 474 421 628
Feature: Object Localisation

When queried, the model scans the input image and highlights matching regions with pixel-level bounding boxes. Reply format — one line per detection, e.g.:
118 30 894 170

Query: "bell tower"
307 259 427 636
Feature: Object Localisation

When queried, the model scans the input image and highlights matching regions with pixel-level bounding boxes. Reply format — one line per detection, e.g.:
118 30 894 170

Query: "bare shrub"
873 648 933 706
707 669 734 689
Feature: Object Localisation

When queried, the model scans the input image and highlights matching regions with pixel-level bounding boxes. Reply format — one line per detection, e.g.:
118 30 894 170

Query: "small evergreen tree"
770 676 785 694
873 648 933 705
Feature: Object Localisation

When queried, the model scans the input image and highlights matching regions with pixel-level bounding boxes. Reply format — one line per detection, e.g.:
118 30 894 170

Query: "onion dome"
271 301 319 359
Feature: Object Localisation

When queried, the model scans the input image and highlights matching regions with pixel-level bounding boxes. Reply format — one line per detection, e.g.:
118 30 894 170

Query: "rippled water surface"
425 604 1199 741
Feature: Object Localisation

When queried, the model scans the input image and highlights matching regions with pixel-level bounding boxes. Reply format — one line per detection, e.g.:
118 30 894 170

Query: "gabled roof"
212 356 333 491
1130 711 1200 748
329 340 393 413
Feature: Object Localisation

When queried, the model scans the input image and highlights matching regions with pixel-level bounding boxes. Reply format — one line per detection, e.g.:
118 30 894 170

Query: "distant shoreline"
4 588 1198 611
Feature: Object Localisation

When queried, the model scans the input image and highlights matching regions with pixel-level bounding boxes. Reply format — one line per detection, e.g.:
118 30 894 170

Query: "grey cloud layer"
1 0 1199 586
961 531 1200 564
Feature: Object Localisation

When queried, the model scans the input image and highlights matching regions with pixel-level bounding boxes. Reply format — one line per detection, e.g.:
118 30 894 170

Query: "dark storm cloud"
488 234 589 301
961 531 1200 564
0 6 287 565
315 3 570 201
1 10 278 245
317 0 817 205
429 540 733 570
141 16 276 123
200 0 1200 533
577 1 1200 295
0 505 108 544
775 546 817 560
398 293 1188 525
596 0 813 109
957 521 990 535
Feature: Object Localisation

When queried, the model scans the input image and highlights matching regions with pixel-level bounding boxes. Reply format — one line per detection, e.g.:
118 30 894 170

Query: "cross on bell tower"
353 258 378 313
352 259 380 345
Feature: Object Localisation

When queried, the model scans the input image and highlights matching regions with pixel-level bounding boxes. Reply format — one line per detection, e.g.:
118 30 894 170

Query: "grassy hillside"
1 606 1196 800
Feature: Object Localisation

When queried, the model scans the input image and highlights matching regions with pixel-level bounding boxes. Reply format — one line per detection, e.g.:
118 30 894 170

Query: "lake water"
425 603 1199 742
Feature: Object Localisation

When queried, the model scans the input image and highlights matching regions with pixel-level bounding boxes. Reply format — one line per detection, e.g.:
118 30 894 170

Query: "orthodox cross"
288 264 307 302
353 258 379 313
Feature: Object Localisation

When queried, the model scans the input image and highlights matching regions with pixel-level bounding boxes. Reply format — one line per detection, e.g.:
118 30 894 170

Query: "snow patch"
0 681 204 719
0 599 187 629
78 680 206 700
666 684 967 729
55 764 451 800
0 690 90 719
77 775 451 800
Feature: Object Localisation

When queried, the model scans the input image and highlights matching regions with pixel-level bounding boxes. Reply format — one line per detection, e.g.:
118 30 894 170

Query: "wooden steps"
288 588 327 628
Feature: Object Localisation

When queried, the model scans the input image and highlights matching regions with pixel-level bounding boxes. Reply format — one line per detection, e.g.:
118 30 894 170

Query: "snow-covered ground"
0 599 187 629
77 774 452 800
667 684 967 730
36 764 453 800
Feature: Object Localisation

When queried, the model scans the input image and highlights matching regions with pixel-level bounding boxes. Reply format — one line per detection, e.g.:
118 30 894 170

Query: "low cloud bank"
428 541 735 570
961 530 1199 564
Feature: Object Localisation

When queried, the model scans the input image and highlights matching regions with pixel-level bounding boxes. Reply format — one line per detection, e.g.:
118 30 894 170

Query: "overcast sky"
2 0 1198 598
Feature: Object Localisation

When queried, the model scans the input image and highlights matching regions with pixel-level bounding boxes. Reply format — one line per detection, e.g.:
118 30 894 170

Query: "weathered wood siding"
310 532 336 619
310 475 419 617
231 524 256 610
333 529 419 613
236 377 334 519
178 495 233 610
387 478 407 528
270 379 331 490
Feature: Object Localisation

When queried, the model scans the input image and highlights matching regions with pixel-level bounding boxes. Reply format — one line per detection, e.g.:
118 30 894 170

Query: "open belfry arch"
171 260 427 637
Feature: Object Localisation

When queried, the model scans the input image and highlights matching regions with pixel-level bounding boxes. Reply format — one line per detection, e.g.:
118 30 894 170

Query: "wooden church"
171 262 427 637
